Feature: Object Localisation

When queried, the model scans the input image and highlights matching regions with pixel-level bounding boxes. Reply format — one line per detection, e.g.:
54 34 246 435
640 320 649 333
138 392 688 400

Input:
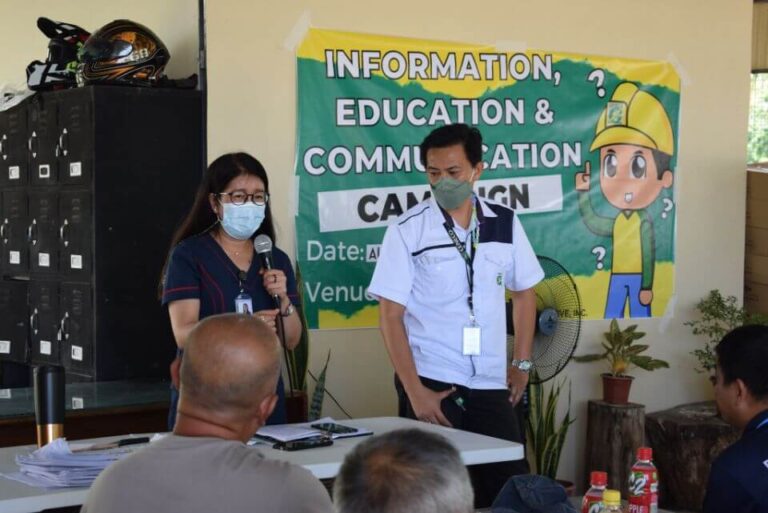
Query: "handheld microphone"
253 234 281 309
253 234 291 382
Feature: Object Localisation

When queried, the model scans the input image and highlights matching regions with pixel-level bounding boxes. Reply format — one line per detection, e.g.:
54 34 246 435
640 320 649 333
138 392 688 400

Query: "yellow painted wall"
0 0 753 488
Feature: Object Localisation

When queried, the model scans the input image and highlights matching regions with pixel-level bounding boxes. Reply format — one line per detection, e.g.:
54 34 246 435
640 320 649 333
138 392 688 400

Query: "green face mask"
431 174 474 210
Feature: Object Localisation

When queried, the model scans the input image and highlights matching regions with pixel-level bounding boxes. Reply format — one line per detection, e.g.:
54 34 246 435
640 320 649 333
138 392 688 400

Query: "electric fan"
506 255 582 384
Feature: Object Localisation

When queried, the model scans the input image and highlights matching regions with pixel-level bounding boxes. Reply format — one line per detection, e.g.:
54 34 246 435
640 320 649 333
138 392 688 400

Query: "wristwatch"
281 303 296 317
511 359 533 373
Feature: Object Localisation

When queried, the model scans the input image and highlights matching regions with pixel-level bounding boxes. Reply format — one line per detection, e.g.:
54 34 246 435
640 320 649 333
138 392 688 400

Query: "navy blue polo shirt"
162 232 299 425
703 408 768 513
162 232 299 317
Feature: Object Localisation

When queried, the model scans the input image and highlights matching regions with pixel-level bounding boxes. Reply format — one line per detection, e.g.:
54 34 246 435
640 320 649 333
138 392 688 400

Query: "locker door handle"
30 307 39 335
0 134 5 159
58 311 70 341
0 218 8 243
59 218 69 247
28 131 38 159
27 218 38 245
58 128 69 157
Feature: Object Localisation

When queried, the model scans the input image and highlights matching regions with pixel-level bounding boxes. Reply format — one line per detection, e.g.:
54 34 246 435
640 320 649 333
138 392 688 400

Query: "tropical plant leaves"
288 263 311 392
686 289 768 373
308 349 331 421
573 319 668 377
526 373 575 479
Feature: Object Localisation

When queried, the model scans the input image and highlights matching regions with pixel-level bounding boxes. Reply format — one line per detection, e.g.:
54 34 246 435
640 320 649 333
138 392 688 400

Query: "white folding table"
0 416 523 513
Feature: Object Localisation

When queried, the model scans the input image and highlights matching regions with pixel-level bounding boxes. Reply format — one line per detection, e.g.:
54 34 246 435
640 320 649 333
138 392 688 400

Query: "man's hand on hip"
507 367 529 405
409 385 454 427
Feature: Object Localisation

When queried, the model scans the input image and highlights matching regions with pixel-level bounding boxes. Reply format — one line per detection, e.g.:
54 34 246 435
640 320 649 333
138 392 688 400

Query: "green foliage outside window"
748 73 768 164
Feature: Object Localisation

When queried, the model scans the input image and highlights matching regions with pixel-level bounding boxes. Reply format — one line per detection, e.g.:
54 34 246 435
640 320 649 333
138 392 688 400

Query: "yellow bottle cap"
603 489 621 506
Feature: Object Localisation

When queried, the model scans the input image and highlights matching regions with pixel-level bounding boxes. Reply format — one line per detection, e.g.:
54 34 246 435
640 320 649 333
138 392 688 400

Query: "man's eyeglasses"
217 191 269 206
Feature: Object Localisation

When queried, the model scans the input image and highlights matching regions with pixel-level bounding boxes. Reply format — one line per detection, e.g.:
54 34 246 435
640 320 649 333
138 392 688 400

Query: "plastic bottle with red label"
628 447 658 513
582 471 608 513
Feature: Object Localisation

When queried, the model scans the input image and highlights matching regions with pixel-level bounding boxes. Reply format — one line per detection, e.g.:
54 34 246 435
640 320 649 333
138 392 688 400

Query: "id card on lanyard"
463 325 481 355
440 201 481 356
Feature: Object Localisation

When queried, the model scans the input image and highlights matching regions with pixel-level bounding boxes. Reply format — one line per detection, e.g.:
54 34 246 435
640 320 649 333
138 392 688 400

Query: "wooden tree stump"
646 401 739 512
585 400 645 498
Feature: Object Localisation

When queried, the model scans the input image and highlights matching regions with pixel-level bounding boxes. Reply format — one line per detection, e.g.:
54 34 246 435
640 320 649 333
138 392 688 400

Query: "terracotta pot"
285 390 308 423
602 374 634 404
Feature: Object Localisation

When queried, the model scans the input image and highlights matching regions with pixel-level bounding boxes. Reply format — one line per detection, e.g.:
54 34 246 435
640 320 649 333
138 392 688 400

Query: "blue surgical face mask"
219 203 265 240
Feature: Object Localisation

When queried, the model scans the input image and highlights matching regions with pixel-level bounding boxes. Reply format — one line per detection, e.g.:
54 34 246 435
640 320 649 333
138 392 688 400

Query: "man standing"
368 123 543 506
704 324 768 513
82 314 333 513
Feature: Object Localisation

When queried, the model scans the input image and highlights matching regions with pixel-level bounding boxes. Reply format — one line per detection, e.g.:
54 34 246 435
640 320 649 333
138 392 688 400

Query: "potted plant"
284 264 312 422
574 319 669 404
526 372 576 494
686 289 768 375
285 263 332 422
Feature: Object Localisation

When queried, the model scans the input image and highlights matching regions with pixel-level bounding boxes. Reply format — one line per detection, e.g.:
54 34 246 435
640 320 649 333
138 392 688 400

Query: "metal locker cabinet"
0 100 29 187
29 280 61 365
0 86 202 380
1 189 29 276
57 96 92 186
28 190 59 275
59 282 92 375
27 94 58 187
0 280 29 363
58 86 201 380
57 190 91 279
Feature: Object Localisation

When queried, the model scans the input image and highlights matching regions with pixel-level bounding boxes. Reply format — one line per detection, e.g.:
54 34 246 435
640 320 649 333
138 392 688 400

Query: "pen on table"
72 436 151 452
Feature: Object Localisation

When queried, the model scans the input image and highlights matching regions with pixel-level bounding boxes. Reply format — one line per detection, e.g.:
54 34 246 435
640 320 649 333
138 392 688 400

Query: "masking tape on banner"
658 295 677 333
283 10 312 52
292 175 300 218
667 52 692 87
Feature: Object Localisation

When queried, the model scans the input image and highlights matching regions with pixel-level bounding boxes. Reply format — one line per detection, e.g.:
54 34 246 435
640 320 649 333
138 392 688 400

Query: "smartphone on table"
310 422 358 435
273 436 333 451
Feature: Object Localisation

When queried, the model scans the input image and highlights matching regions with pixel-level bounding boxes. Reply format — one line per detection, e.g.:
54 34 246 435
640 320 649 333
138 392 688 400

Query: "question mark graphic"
661 198 674 219
591 246 606 270
587 69 606 98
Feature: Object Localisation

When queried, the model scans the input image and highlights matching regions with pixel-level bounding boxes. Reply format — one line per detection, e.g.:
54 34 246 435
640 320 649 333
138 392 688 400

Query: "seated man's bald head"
180 314 281 419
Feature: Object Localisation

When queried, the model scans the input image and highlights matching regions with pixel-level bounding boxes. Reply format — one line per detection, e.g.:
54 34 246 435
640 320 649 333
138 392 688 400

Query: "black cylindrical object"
33 365 65 447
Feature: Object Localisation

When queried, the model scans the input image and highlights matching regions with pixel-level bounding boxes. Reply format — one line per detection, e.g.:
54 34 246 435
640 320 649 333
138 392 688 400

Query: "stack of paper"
254 417 373 442
255 424 321 442
6 438 131 488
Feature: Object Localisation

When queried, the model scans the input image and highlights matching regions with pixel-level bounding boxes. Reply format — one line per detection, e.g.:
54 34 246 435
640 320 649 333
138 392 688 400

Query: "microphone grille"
253 234 273 254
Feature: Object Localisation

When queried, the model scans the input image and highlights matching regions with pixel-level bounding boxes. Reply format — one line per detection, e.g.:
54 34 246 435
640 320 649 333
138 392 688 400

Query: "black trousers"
395 375 529 509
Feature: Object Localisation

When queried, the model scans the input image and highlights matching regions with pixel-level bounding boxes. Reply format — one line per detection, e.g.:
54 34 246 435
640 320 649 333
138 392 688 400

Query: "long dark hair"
158 152 277 298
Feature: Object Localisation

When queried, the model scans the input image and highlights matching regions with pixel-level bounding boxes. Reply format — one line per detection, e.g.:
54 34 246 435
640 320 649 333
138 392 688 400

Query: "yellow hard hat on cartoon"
590 82 674 156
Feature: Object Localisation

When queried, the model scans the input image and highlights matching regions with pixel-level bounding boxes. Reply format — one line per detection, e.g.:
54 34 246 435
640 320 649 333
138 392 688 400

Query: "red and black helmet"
76 19 170 87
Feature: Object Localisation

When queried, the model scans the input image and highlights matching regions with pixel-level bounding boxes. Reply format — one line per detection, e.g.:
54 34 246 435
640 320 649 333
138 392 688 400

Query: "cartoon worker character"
576 82 674 318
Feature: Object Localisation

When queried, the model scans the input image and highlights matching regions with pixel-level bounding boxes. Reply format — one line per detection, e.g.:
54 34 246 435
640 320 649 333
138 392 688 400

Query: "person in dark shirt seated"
703 324 768 513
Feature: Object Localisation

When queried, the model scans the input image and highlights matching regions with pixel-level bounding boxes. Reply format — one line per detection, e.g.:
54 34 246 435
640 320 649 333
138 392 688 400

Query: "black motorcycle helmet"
77 19 170 87
26 17 90 91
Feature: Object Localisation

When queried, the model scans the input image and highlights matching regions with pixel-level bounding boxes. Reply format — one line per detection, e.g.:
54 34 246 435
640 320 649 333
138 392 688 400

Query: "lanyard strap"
756 417 768 431
238 270 248 293
440 201 480 319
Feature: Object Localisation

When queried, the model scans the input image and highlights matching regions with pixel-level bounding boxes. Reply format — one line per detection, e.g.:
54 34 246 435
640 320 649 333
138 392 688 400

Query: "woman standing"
161 152 301 428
